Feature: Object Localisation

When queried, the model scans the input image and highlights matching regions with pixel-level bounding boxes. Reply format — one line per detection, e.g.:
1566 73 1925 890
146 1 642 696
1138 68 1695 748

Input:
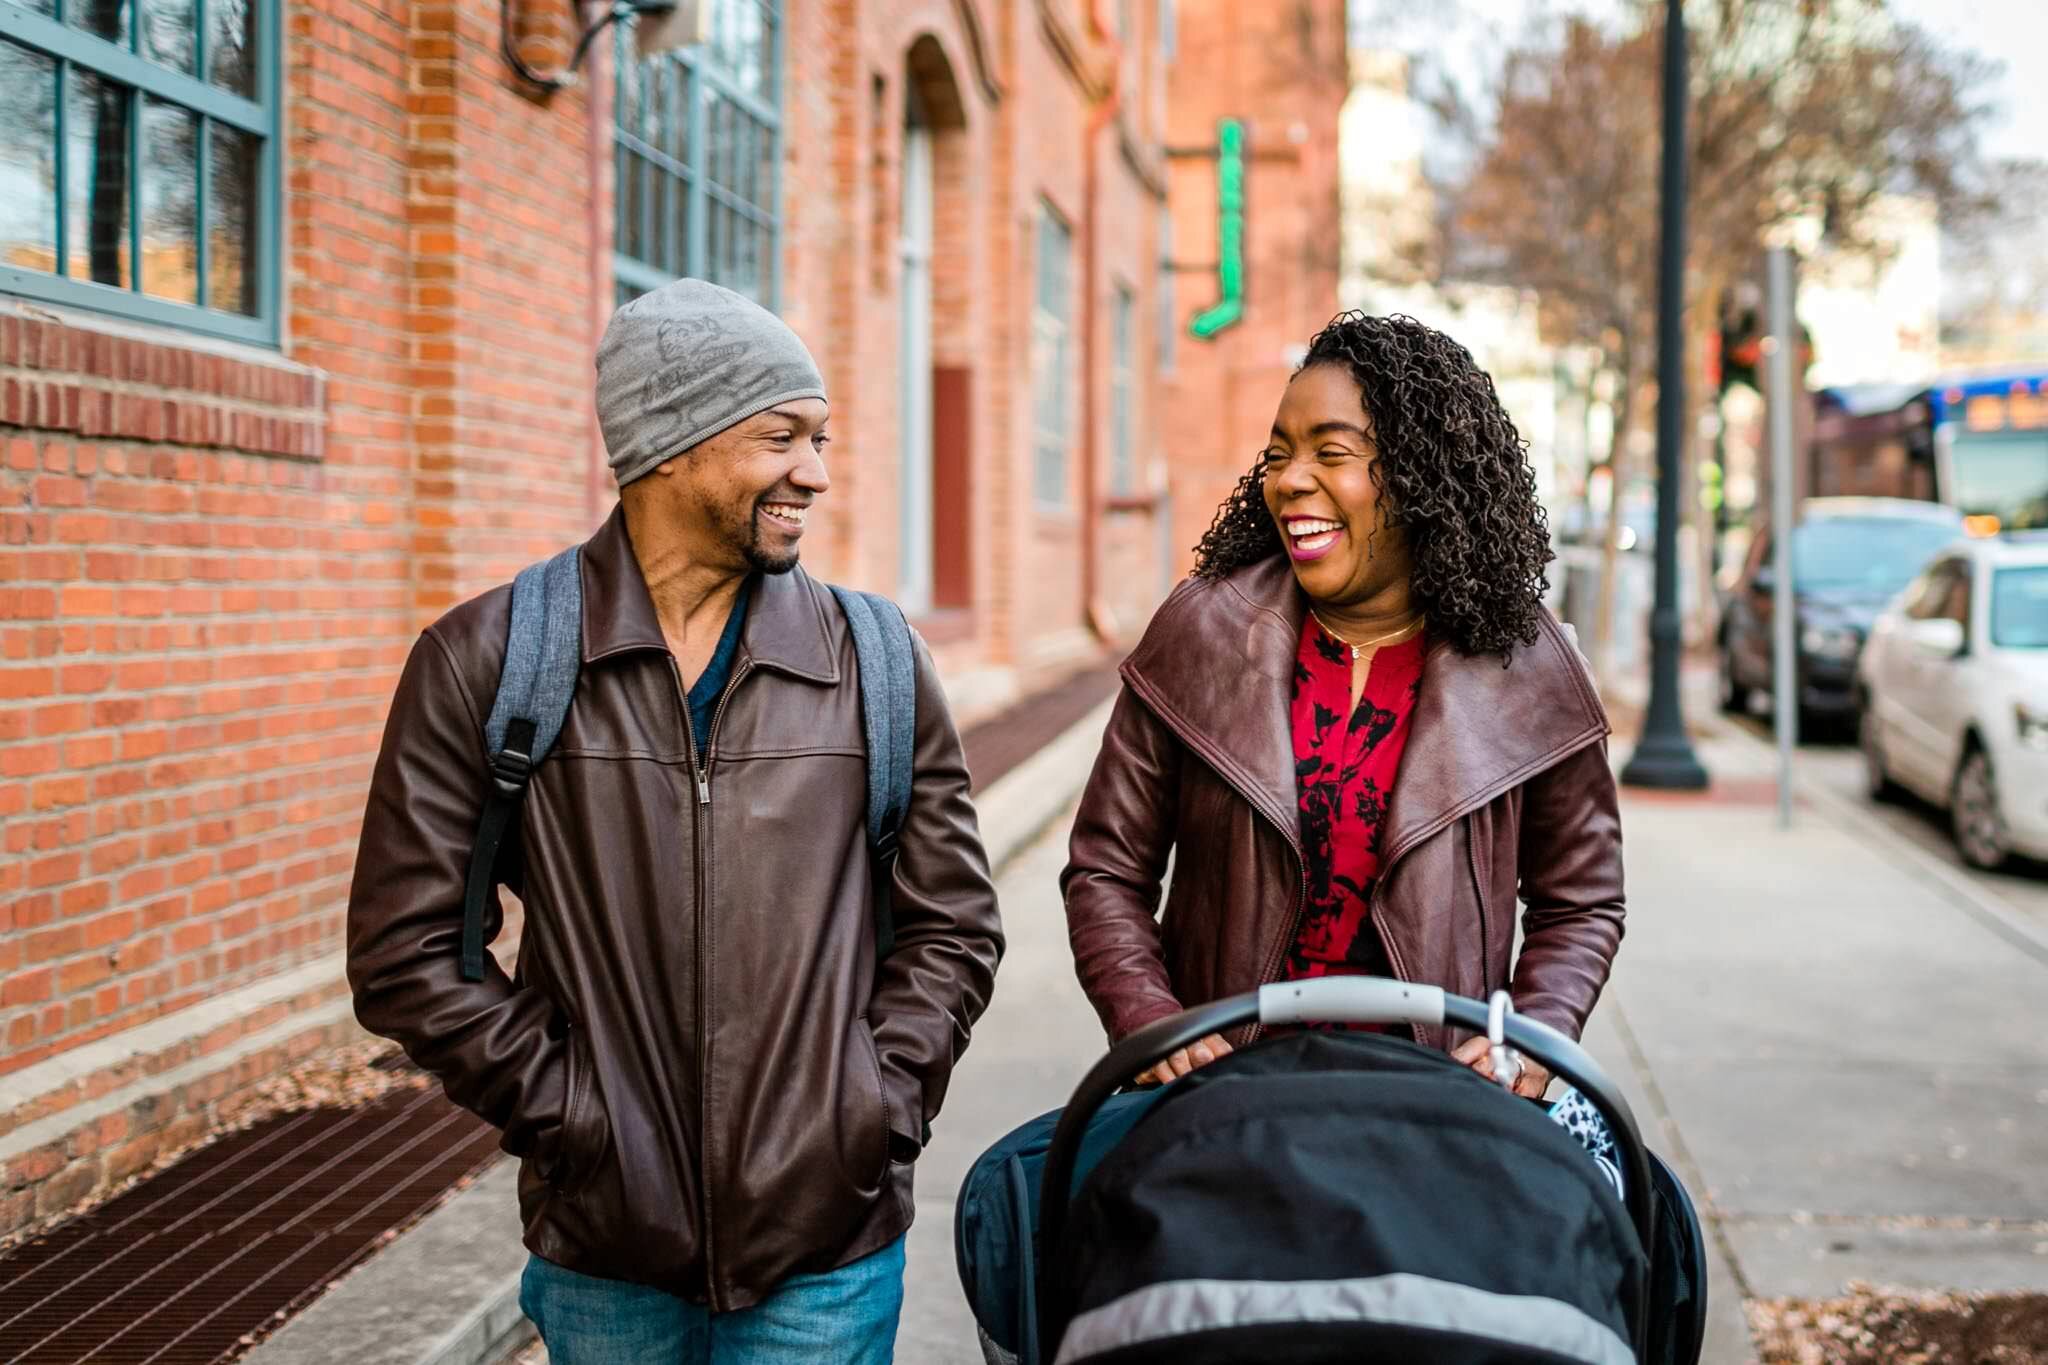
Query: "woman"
1063 312 1622 1097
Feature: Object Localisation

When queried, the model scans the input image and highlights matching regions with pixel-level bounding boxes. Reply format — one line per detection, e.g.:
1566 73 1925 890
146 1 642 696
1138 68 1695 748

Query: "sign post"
1766 245 1799 828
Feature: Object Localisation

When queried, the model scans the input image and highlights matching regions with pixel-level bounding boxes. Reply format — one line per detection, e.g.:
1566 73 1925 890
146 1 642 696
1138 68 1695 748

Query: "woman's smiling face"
1261 363 1411 608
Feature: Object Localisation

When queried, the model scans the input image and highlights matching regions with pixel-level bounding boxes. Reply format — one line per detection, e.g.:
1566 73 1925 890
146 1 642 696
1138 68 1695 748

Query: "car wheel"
1951 748 2012 872
1718 648 1751 715
1859 704 1901 803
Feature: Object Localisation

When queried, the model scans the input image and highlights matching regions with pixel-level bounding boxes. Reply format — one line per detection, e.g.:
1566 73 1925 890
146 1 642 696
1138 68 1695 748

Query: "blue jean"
518 1238 906 1365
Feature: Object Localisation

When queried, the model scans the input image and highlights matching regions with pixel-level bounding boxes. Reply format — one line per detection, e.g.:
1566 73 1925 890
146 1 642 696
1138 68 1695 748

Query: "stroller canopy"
1049 1032 1647 1365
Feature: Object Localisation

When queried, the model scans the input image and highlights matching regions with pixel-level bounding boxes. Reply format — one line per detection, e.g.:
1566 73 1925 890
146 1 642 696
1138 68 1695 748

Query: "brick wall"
1 311 346 1077
1164 0 1346 577
0 0 1309 1232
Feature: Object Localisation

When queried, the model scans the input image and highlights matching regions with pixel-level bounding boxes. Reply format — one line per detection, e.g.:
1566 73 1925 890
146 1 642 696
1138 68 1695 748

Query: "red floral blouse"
1284 615 1427 991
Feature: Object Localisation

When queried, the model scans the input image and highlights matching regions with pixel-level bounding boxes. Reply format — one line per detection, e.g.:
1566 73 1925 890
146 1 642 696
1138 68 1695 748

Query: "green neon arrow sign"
1189 118 1245 340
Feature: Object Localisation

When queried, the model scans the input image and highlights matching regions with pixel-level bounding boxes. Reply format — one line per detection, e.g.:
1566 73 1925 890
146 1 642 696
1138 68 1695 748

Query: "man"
347 280 1003 1362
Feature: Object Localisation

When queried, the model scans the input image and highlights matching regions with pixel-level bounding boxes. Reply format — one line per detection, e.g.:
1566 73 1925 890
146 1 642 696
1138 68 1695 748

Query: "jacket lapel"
1121 557 1307 848
1380 618 1609 862
1124 556 1610 861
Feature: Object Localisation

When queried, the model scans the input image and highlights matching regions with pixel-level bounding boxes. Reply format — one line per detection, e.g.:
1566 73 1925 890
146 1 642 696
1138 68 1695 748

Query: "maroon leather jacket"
1062 557 1624 1052
346 508 1003 1310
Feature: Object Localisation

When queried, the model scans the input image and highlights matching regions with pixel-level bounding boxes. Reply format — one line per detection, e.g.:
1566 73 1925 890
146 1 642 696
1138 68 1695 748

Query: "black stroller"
956 977 1708 1365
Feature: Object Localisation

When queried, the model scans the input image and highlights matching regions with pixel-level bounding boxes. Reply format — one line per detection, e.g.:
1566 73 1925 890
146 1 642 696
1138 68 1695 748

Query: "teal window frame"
0 0 282 346
613 0 784 309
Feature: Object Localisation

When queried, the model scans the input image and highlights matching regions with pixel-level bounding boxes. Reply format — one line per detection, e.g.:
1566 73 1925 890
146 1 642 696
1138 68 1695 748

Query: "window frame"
0 0 281 346
613 0 784 310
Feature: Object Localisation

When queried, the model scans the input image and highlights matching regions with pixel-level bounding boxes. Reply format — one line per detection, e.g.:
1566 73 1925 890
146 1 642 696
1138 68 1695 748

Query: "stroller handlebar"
1037 980 1656 1362
1257 977 1446 1029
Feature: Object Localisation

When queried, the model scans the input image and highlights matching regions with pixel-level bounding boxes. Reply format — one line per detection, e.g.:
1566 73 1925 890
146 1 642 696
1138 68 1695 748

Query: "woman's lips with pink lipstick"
1283 516 1344 562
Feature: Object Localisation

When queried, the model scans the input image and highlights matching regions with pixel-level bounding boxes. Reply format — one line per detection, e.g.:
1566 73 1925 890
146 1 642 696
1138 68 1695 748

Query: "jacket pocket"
852 1015 892 1188
551 1025 612 1196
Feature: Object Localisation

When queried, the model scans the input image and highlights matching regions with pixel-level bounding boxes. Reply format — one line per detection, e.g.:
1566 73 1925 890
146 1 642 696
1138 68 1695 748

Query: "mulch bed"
1750 1286 2048 1363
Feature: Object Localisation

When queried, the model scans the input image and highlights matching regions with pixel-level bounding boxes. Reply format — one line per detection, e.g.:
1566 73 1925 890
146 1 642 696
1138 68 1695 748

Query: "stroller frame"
1037 977 1660 1361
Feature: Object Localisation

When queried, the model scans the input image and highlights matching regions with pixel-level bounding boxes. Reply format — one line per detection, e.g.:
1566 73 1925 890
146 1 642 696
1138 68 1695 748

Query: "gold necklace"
1309 609 1424 660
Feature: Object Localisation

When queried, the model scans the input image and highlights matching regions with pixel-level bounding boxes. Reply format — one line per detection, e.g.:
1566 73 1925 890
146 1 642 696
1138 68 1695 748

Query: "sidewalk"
901 693 2048 1362
1594 723 2048 1360
265 671 2048 1365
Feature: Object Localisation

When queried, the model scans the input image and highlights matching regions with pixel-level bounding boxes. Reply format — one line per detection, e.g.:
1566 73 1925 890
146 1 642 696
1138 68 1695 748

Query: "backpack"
458 545 917 982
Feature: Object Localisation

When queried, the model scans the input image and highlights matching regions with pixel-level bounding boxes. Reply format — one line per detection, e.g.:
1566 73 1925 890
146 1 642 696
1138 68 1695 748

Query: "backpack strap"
829 586 917 964
461 546 583 982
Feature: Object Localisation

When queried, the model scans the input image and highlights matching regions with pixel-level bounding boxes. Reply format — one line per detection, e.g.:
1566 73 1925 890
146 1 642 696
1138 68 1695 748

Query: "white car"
1857 532 2048 868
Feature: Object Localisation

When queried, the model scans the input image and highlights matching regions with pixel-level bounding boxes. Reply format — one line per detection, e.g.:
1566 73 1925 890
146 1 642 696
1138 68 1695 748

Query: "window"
1791 517 1962 597
1032 201 1073 508
1110 285 1135 495
1991 566 2048 649
0 0 278 344
1158 0 1176 60
1903 557 1970 631
615 0 782 308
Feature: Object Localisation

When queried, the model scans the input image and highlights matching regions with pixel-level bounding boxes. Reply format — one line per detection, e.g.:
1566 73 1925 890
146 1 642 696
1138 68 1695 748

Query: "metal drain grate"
0 1085 502 1364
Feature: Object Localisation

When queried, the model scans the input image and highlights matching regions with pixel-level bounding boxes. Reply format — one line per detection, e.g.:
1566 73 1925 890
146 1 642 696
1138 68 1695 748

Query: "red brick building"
0 0 1338 1231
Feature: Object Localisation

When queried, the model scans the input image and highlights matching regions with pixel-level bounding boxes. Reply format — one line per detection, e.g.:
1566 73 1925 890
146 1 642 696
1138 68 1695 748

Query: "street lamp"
1620 0 1710 790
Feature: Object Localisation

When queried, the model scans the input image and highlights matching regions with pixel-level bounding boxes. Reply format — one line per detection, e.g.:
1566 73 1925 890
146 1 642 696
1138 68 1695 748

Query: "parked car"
1857 531 2048 869
1718 498 1967 727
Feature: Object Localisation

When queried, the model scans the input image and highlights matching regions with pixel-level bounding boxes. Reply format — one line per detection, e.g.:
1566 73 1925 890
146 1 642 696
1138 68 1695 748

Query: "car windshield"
1991 566 2048 648
1790 517 1961 593
1951 431 2048 530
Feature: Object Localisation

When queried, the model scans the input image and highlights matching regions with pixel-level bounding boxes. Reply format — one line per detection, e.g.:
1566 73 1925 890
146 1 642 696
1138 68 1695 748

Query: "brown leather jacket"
346 508 1003 1311
1063 557 1622 1053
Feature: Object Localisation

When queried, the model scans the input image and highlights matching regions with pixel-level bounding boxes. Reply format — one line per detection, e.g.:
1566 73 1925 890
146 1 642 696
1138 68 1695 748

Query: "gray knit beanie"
595 279 827 487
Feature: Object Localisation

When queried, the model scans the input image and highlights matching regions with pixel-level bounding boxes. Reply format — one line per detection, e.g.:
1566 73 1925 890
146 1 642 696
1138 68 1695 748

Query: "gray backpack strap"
462 546 582 981
830 585 917 963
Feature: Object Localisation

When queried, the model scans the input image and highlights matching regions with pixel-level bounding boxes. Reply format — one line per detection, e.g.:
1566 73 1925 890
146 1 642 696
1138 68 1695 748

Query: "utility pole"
1621 0 1710 791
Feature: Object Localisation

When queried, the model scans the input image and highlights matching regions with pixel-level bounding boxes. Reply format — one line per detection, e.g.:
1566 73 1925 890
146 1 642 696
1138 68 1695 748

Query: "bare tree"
1425 0 1993 680
1942 158 2048 361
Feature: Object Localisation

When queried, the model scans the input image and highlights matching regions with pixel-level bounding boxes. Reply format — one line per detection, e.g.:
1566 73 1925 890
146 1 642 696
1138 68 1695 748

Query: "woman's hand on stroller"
1450 1036 1552 1099
1134 1033 1234 1087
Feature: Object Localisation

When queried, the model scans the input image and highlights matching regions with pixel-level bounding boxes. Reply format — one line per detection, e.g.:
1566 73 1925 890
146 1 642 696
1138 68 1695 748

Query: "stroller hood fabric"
1049 1033 1647 1364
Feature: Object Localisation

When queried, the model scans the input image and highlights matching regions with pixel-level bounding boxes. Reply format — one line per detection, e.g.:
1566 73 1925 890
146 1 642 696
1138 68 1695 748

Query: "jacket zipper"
1465 817 1489 975
1239 805 1307 1048
667 654 752 1312
1128 671 1601 1051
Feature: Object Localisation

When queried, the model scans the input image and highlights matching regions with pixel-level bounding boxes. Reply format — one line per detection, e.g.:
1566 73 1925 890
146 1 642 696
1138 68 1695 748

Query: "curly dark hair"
1192 312 1553 660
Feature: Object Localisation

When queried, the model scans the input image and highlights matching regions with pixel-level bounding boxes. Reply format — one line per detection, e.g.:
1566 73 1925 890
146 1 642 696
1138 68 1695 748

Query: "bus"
1809 368 2048 534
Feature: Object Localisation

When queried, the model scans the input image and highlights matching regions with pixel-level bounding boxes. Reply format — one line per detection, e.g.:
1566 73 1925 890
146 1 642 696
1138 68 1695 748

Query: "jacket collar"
578 504 841 683
1121 555 1608 858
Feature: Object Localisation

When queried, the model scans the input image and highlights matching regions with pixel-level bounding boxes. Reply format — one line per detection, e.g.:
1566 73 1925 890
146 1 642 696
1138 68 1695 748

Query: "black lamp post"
1620 0 1710 790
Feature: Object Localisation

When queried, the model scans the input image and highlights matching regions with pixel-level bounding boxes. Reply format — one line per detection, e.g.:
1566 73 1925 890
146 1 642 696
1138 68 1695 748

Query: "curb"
1740 736 2048 970
420 1271 530 1365
974 694 1118 875
1698 719 2048 968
